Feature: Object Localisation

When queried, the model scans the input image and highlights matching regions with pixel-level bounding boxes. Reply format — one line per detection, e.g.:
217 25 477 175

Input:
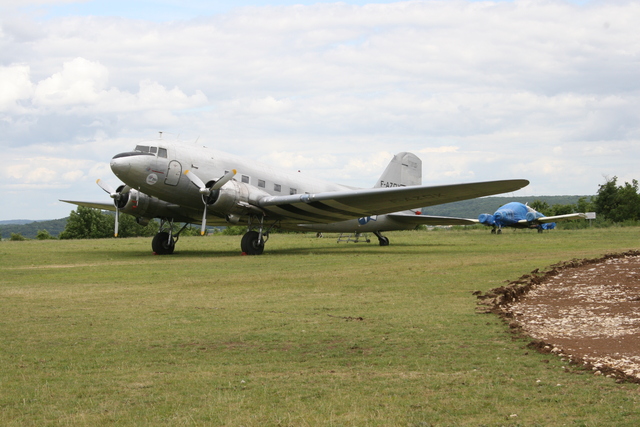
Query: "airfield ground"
2 228 640 425
479 251 640 383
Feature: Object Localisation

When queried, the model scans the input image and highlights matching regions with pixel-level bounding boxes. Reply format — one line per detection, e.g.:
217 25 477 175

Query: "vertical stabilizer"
374 152 422 188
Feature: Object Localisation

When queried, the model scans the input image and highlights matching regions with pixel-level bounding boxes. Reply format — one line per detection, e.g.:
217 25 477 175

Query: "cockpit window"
135 145 167 158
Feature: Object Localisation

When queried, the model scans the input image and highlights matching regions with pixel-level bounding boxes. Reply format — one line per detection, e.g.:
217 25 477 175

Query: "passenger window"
290 188 297 195
242 175 250 184
274 184 281 192
258 180 266 188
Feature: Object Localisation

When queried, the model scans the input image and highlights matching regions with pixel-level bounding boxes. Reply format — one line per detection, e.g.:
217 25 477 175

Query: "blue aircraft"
478 202 588 234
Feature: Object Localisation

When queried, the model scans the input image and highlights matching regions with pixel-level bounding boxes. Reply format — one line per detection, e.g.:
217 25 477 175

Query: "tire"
152 232 175 255
241 230 264 255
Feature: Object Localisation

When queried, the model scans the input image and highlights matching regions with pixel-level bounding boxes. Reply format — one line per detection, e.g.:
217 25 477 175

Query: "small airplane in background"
478 202 590 234
62 136 528 255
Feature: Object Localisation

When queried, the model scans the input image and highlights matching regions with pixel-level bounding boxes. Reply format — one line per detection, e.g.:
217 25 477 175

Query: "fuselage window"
158 148 168 158
242 175 250 184
290 188 297 195
274 184 281 192
258 179 266 188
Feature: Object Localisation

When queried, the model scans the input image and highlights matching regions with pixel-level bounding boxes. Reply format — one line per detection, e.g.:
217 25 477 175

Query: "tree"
550 203 575 216
594 176 640 222
59 207 114 239
10 233 27 241
115 214 159 238
530 200 550 215
60 207 162 239
36 230 55 240
575 196 595 214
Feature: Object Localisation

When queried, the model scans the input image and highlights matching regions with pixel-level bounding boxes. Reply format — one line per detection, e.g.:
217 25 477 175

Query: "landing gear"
240 215 274 255
151 219 190 255
373 231 390 246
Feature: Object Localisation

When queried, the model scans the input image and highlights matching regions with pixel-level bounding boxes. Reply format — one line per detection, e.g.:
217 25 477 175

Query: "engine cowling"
206 179 267 218
115 186 187 222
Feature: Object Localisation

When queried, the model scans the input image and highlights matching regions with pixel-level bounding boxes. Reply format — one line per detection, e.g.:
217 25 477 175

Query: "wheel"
152 231 175 255
241 230 265 255
378 236 390 246
497 229 502 235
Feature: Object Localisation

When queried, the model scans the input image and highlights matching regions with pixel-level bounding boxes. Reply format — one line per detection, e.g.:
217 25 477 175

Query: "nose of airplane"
110 154 131 178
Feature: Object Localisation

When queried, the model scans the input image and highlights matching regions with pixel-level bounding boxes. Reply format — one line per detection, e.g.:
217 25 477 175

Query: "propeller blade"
97 179 121 237
114 209 119 237
96 179 118 198
211 169 237 190
184 170 209 194
200 204 208 236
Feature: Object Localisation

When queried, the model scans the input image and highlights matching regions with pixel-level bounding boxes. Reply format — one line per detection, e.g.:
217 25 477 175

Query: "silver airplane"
62 137 529 255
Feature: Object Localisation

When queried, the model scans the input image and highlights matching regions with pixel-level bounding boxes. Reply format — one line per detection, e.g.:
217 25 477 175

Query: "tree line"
3 176 640 240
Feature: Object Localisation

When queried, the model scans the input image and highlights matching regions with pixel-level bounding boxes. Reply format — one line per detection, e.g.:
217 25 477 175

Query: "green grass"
1 228 639 426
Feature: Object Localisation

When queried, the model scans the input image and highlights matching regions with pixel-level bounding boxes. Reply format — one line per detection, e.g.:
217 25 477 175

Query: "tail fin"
374 152 422 188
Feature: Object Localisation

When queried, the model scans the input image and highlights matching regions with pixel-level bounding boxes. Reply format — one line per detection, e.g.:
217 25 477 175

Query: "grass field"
1 227 639 426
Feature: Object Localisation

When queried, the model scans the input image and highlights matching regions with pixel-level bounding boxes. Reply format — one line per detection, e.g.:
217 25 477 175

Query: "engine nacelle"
115 186 187 222
207 180 268 217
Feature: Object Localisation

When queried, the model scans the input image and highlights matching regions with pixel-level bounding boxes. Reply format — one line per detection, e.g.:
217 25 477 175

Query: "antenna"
159 131 163 139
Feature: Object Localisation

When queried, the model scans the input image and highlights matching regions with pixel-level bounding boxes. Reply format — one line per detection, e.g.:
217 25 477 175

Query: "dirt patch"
475 250 640 384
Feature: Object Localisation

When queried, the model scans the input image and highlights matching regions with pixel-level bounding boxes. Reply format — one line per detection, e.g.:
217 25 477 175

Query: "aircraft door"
165 160 182 186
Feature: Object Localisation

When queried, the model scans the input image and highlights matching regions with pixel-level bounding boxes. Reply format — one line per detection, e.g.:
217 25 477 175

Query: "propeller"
184 169 237 235
96 179 122 237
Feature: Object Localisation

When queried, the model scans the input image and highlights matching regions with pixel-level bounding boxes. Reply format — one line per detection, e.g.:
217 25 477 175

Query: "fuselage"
110 139 356 226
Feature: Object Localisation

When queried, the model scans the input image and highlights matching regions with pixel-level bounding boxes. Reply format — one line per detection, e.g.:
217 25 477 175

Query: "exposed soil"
475 250 640 383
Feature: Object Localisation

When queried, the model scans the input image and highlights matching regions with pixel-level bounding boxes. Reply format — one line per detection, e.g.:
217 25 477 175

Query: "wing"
387 212 476 226
518 212 587 225
259 179 529 223
60 200 116 212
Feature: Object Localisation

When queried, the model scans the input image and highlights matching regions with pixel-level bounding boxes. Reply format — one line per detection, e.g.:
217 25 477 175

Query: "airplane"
477 201 589 234
61 137 529 255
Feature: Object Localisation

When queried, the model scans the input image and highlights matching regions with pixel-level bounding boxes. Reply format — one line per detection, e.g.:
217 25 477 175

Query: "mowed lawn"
1 227 639 426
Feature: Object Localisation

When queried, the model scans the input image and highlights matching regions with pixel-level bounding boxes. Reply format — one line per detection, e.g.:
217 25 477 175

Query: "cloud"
1 0 640 219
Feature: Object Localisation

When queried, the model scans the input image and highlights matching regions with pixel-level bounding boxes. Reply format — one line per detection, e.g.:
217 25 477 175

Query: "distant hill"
0 220 35 225
421 195 593 219
0 218 68 239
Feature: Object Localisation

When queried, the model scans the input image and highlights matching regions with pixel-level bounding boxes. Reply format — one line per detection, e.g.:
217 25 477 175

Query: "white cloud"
1 0 640 219
0 64 34 111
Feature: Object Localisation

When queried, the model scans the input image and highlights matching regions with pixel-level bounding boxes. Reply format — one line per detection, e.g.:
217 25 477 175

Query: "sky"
1 0 639 221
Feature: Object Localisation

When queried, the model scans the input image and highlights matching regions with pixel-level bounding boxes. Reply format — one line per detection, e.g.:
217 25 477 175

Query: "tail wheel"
241 230 265 255
378 236 390 246
152 231 175 255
